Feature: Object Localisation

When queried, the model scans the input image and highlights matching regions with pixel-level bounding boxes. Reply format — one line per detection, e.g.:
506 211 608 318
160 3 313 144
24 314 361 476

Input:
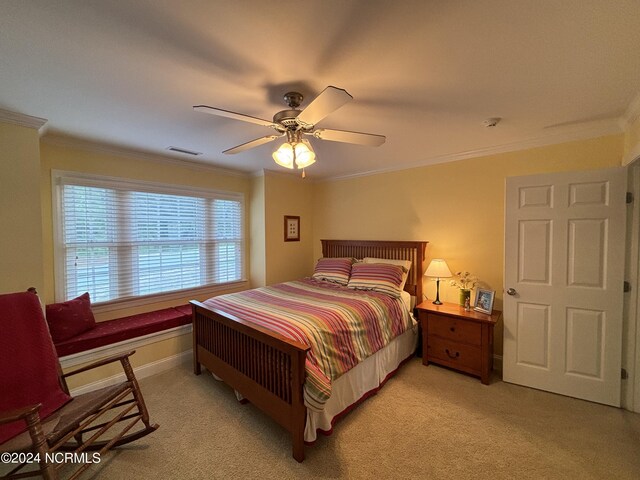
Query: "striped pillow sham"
312 257 353 285
347 262 405 298
363 257 411 290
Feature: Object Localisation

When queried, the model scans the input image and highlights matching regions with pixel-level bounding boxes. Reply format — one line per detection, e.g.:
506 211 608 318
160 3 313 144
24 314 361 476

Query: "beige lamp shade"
425 259 452 279
425 258 451 305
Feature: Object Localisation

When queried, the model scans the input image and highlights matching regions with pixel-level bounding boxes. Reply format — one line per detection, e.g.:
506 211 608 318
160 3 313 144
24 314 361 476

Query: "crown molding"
0 108 47 132
322 120 624 183
623 142 640 167
41 134 248 178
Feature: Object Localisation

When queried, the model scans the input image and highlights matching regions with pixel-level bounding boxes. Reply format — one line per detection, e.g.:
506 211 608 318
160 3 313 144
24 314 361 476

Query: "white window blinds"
55 173 244 303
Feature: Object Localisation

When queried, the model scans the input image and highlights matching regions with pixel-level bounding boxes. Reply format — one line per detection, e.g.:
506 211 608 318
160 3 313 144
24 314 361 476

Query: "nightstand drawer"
427 314 482 345
427 337 481 371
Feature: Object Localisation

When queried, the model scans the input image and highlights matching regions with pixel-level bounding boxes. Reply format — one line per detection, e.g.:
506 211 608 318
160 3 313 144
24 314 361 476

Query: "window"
54 172 244 303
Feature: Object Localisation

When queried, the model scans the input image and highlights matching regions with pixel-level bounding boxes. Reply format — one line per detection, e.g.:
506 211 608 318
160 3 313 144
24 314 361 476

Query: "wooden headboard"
321 239 428 301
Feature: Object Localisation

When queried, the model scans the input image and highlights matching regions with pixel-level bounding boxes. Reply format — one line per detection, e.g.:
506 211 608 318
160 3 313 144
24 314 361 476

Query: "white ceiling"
1 0 639 179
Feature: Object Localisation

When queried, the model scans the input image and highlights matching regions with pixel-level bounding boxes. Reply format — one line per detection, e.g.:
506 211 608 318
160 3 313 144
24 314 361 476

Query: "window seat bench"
53 305 192 358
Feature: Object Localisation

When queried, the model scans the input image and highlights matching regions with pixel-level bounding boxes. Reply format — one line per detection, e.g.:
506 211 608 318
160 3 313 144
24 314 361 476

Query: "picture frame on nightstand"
474 288 495 314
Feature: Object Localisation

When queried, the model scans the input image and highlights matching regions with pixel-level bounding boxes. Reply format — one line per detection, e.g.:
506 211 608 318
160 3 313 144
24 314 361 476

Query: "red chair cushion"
0 292 72 444
54 307 191 357
45 292 96 343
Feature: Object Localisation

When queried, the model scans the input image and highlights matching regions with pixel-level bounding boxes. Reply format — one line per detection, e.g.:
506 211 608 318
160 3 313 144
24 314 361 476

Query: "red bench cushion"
173 304 192 317
54 307 191 357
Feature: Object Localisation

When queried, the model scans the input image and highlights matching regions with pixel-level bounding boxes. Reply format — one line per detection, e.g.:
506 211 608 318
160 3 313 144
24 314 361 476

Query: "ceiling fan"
194 86 385 172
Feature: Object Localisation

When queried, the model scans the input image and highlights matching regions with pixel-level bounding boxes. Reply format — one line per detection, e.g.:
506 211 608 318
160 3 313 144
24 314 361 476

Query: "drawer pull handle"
445 349 460 359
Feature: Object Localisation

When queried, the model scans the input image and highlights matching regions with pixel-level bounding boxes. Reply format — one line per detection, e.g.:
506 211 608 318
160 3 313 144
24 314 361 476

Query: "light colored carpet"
79 358 640 479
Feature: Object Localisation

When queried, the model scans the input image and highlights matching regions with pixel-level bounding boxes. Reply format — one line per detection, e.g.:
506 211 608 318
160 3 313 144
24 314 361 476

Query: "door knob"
506 288 517 296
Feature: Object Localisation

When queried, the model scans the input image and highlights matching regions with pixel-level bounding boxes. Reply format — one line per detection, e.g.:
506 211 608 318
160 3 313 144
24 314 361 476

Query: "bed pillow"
347 262 405 298
312 257 353 285
45 292 96 343
363 257 411 290
363 257 411 272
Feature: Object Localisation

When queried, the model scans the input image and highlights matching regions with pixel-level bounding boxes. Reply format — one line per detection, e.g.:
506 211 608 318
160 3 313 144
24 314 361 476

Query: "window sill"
90 280 249 316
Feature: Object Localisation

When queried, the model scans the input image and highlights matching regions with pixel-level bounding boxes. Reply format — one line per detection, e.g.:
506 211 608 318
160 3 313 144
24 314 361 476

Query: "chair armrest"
0 404 41 426
62 350 136 378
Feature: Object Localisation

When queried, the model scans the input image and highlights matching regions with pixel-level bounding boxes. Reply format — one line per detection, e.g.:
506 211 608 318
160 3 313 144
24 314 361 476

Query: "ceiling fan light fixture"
293 139 316 169
272 142 295 169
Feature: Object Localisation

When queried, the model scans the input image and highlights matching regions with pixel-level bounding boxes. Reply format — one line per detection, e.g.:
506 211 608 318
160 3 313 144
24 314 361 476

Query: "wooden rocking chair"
0 291 158 479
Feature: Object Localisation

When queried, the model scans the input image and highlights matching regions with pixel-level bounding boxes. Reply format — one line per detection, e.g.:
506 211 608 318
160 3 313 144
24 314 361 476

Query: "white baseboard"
69 349 192 396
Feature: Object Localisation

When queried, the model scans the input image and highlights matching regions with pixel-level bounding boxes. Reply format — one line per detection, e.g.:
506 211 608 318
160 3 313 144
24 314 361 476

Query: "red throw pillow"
45 292 96 343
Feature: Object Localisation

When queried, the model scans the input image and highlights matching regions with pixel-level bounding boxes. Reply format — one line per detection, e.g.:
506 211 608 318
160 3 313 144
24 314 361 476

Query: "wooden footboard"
190 300 310 462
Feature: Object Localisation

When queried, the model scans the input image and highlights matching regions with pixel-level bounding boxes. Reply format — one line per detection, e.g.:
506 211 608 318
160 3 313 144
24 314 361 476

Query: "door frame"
625 160 640 412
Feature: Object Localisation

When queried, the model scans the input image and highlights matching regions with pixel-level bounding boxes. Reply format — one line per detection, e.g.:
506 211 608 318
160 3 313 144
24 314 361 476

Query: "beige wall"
0 122 44 294
249 173 266 287
264 171 315 285
249 170 315 287
313 134 624 355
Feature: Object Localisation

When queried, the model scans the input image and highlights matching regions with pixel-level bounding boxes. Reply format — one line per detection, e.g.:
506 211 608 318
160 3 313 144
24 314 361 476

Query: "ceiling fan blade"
296 86 353 127
312 128 386 147
223 134 282 154
193 105 275 127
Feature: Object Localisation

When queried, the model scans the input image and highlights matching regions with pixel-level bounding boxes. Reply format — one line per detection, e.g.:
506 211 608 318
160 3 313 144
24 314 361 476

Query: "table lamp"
425 259 452 305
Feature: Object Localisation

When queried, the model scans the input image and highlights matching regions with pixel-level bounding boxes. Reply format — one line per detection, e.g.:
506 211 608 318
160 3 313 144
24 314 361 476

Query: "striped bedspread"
202 278 412 412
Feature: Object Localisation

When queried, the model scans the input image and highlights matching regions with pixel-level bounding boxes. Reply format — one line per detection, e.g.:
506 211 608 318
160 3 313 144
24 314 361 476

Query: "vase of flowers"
450 271 478 306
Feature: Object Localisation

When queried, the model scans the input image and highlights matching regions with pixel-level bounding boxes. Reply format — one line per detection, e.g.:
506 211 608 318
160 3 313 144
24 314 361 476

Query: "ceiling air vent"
167 146 202 156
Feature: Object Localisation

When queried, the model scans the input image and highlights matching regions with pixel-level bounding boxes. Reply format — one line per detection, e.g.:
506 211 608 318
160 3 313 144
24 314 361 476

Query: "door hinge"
627 192 634 204
624 281 631 293
622 368 628 380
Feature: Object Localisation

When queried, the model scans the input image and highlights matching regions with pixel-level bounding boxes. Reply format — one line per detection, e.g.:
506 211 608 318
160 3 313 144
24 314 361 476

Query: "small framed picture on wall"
474 288 495 314
284 215 300 242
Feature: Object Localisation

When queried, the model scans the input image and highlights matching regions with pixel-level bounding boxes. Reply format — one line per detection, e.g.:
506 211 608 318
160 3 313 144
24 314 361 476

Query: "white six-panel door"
504 167 626 406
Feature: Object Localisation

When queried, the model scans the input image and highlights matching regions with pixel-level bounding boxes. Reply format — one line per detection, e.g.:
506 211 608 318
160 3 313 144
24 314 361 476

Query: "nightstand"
416 301 500 384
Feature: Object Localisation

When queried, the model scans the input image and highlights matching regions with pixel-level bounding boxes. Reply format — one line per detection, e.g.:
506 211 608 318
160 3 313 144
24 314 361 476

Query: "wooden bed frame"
191 239 427 462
